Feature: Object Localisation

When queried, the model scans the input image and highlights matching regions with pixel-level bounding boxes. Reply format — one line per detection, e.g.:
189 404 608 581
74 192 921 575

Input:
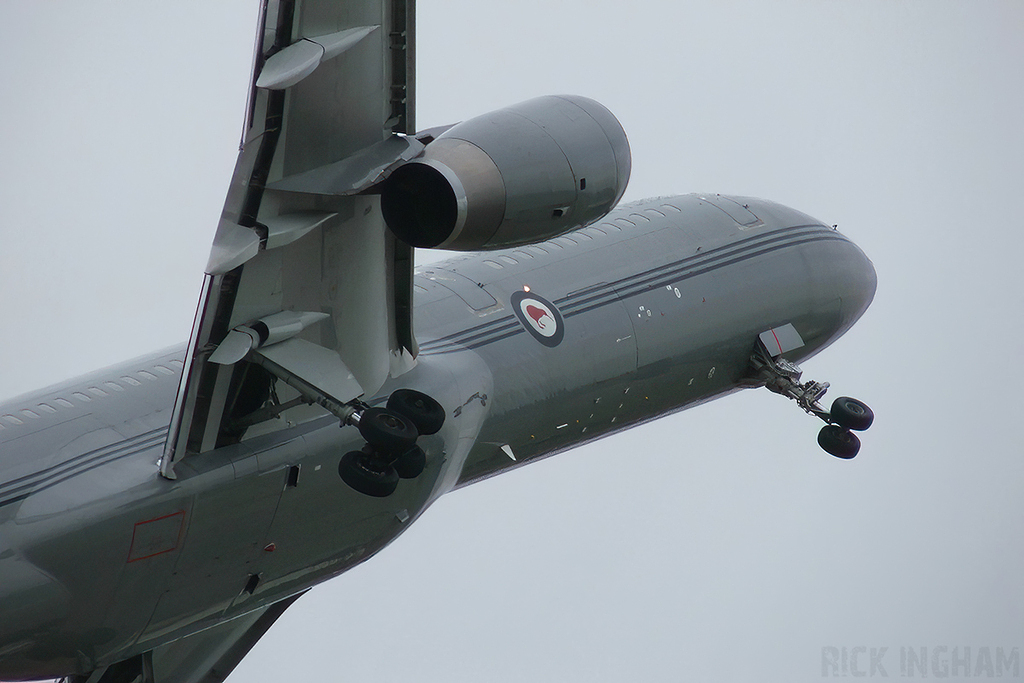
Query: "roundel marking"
511 290 564 347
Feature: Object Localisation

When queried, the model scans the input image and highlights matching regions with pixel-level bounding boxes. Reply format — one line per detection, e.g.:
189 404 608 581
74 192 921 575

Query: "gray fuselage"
0 194 875 679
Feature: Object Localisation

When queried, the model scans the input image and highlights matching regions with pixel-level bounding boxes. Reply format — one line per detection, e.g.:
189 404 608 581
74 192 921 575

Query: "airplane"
0 1 876 681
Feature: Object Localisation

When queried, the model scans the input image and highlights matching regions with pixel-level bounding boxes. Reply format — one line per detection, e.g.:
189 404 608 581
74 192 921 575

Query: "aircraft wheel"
818 424 860 459
830 397 874 431
387 389 446 436
339 451 399 497
358 407 418 453
394 445 427 479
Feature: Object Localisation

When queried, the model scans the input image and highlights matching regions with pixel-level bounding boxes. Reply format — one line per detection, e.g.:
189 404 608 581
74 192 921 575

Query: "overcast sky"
2 1 1023 681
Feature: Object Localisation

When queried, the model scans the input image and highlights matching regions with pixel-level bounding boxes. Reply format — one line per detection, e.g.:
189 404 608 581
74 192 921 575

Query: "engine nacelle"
381 95 630 250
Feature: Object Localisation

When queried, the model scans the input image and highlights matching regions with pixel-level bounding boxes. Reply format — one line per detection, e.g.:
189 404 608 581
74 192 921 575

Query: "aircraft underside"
0 193 874 682
0 0 876 680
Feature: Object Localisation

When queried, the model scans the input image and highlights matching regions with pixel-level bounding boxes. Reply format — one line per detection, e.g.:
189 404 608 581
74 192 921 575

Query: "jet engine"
381 95 630 250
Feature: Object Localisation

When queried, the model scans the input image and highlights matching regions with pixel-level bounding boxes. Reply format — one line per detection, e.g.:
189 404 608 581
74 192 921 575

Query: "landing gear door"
758 323 805 357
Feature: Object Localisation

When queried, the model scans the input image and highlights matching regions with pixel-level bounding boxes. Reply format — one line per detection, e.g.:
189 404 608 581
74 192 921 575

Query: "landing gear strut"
338 390 446 497
750 343 873 459
234 348 445 496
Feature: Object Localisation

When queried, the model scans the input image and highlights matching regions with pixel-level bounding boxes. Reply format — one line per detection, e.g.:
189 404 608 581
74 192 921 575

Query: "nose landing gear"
749 344 873 459
338 390 445 497
817 424 861 459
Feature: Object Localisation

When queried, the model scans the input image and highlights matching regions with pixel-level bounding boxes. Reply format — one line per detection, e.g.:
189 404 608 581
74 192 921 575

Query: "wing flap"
267 133 425 196
150 593 303 683
254 338 364 405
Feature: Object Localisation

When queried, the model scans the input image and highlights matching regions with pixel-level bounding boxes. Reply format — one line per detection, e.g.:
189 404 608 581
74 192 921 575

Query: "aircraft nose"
833 233 877 334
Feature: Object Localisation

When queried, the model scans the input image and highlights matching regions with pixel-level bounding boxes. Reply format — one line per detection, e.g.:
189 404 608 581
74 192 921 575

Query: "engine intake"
381 95 630 250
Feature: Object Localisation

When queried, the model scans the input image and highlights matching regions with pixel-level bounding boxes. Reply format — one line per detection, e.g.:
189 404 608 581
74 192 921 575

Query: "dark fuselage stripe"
568 233 845 317
419 224 831 350
420 228 845 353
559 226 830 313
0 428 168 506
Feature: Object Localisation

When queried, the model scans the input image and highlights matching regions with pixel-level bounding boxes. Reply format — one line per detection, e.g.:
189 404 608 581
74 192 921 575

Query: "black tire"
817 424 860 459
394 446 426 479
830 397 874 431
358 407 418 453
339 451 399 497
387 389 446 436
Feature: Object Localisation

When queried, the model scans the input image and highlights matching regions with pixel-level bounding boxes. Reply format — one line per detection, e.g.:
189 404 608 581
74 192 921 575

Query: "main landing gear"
337 389 446 497
750 345 873 459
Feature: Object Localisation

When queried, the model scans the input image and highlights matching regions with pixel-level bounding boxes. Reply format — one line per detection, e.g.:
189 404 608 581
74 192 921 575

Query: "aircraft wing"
162 0 418 477
81 593 303 683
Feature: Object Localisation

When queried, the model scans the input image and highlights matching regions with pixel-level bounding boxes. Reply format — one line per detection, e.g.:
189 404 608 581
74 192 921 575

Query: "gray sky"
2 1 1023 681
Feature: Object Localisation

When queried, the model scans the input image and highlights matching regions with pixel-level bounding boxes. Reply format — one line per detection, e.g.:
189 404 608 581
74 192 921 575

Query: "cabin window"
513 250 533 260
37 403 57 414
169 359 184 369
138 371 158 381
529 245 547 255
55 398 74 409
154 365 174 376
557 236 577 246
104 381 124 392
615 218 635 228
21 409 39 419
602 222 621 232
499 255 518 265
630 213 651 222
72 392 91 402
585 227 606 237
482 260 503 269
121 376 141 387
88 387 107 397
645 208 665 217
3 414 24 425
661 203 681 212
